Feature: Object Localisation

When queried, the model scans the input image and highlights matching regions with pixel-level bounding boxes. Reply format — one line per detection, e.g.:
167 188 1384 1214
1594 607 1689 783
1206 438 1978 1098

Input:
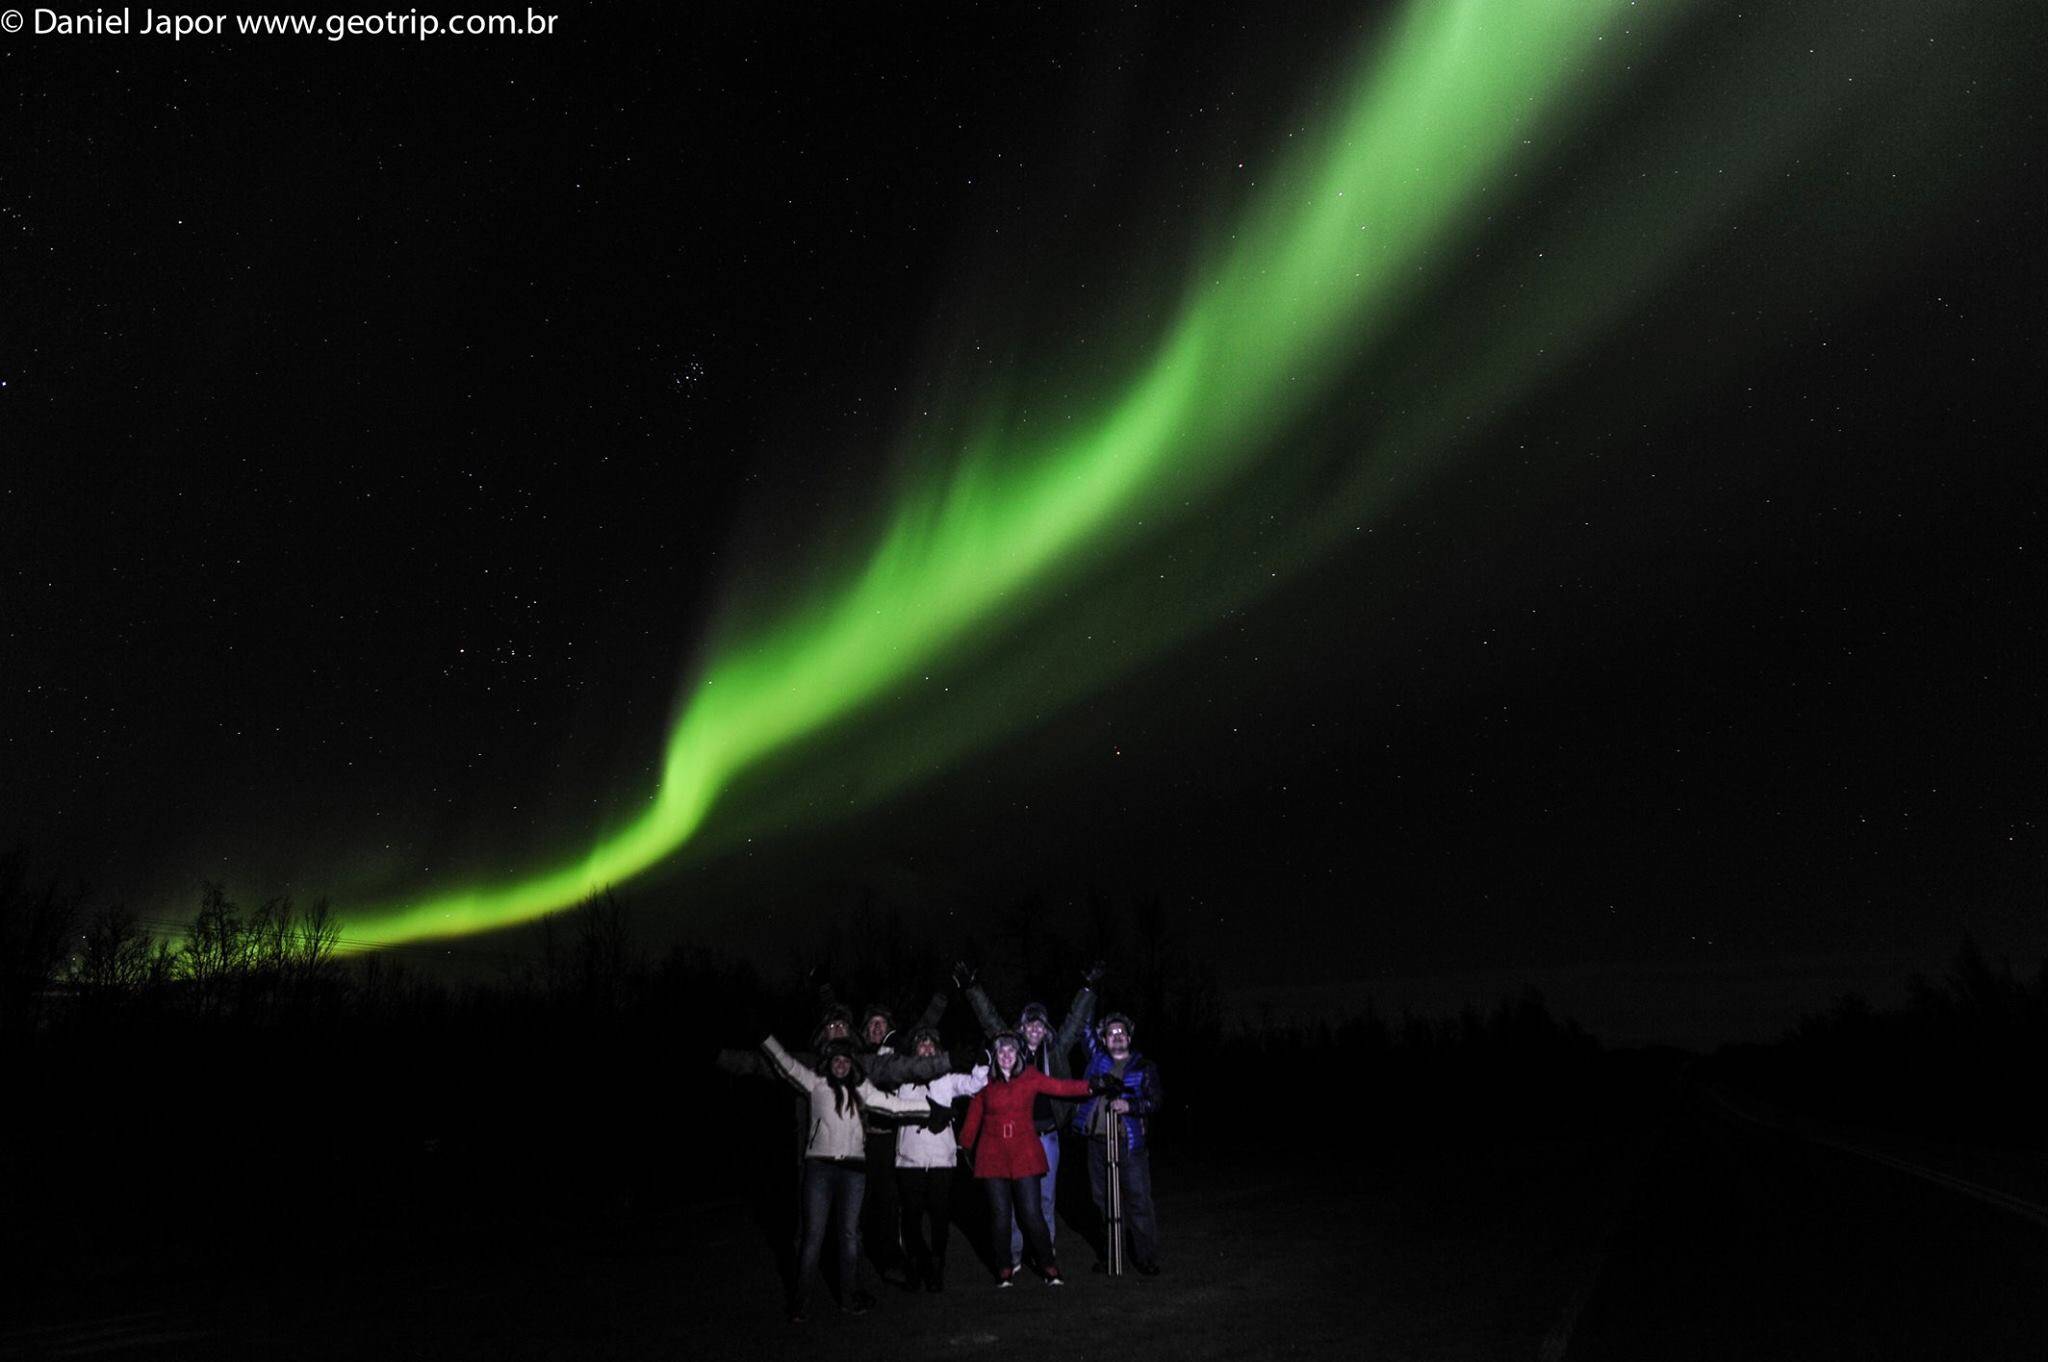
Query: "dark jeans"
796 1158 865 1308
896 1165 954 1280
984 1175 1056 1276
1087 1138 1160 1267
1005 1130 1062 1266
862 1129 907 1278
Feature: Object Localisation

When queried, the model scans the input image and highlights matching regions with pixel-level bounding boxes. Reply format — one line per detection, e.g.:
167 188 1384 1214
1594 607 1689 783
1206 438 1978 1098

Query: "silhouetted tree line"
3 863 1623 1293
1712 941 2048 1148
1209 989 1607 1160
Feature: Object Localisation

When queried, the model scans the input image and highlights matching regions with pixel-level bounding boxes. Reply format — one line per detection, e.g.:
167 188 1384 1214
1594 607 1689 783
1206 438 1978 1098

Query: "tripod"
1104 1106 1125 1275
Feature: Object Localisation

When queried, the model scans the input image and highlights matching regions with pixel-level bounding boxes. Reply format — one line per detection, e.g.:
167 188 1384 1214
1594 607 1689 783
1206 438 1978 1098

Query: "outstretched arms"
866 1049 952 1088
761 1036 822 1095
855 1080 929 1116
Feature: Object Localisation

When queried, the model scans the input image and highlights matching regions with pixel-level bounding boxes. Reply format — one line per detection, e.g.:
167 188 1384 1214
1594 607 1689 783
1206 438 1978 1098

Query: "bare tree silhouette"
0 849 82 1039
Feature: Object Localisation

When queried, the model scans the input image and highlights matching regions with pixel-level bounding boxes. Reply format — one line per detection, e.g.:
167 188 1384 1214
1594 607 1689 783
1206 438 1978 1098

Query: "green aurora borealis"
346 0 1679 945
345 0 2013 947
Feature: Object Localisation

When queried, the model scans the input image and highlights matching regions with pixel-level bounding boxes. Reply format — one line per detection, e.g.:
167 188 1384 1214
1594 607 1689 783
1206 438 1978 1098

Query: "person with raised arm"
758 1033 947 1321
956 957 1101 1272
1072 1012 1164 1275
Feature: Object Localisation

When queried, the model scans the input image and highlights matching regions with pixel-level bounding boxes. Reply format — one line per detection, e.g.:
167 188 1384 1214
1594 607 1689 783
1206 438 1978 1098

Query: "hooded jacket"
853 990 950 1135
965 981 1096 1132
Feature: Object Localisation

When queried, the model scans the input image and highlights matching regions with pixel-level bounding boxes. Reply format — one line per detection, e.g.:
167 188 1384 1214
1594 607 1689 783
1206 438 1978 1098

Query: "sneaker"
996 1267 1017 1289
1043 1268 1065 1287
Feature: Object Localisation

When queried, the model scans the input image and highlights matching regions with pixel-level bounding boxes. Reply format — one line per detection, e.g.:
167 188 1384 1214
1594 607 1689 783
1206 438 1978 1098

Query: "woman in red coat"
960 1030 1103 1286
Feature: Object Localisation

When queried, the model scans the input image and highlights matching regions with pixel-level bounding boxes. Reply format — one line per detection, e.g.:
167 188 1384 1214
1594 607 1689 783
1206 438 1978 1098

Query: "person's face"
913 1036 939 1059
863 1015 889 1046
823 1019 850 1043
1104 1022 1131 1057
829 1054 853 1081
995 1039 1020 1074
1021 1018 1049 1049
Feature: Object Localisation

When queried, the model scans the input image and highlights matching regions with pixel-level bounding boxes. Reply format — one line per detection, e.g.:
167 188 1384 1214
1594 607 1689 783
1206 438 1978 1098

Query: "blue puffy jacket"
1070 1035 1163 1153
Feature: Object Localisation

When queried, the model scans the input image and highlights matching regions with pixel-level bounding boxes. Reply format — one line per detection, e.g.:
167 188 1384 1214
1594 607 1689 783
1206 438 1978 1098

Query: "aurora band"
350 0 1682 946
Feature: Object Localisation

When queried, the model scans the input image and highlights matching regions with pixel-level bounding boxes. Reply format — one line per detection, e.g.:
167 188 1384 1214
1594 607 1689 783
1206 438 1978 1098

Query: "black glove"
1088 1073 1124 1098
924 1098 952 1134
952 959 978 990
1082 959 1106 986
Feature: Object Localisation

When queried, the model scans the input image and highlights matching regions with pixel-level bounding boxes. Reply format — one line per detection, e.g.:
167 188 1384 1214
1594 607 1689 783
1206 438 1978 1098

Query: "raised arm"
914 988 948 1032
959 961 1006 1038
1032 1069 1094 1102
1054 971 1101 1055
761 1036 822 1096
856 1080 930 1116
866 1050 952 1089
927 1066 990 1105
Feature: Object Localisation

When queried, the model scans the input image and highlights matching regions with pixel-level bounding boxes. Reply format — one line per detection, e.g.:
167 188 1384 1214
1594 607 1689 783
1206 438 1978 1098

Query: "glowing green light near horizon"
351 0 1680 946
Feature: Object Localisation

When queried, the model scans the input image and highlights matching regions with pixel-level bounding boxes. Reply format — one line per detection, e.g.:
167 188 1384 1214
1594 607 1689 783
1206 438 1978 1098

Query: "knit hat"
1099 1012 1136 1042
815 1038 866 1084
812 1004 855 1050
904 1024 944 1053
1016 1001 1051 1029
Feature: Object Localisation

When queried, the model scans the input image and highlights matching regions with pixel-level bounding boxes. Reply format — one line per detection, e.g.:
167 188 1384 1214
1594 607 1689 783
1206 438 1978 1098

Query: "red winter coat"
960 1067 1091 1179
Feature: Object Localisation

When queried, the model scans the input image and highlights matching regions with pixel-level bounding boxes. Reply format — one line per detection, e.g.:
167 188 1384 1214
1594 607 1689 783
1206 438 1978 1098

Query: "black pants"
896 1165 954 1281
861 1129 907 1277
984 1175 1056 1276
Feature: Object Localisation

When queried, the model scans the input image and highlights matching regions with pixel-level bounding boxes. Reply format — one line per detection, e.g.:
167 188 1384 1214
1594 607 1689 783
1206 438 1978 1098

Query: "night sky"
5 1 2042 1044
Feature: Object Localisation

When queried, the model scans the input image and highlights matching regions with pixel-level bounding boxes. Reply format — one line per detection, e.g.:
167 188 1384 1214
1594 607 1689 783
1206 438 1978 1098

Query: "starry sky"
4 2 2043 1039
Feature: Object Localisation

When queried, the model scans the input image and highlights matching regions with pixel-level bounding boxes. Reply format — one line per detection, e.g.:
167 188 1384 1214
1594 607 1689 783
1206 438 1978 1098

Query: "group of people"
718 959 1164 1321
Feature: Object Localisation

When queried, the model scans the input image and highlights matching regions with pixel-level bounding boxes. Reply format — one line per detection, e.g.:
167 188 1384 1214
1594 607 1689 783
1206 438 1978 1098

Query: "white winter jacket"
763 1036 926 1161
893 1068 989 1169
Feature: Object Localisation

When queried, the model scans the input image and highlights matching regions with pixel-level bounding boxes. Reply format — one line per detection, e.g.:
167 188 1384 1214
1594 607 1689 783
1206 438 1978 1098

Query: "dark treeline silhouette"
1711 940 2048 1149
3 868 1627 1300
1215 990 1603 1148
